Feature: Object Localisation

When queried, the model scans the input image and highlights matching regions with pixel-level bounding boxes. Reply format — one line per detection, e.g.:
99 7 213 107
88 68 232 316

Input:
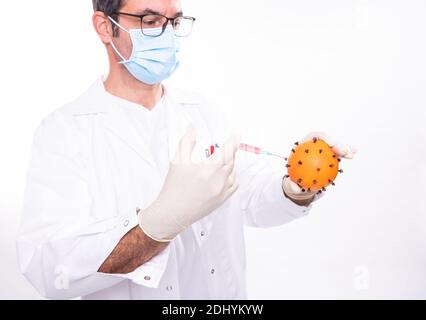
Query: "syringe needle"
263 151 286 159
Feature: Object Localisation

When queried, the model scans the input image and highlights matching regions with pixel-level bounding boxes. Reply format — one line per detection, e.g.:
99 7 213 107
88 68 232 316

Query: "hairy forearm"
282 188 315 207
286 194 314 206
98 226 168 274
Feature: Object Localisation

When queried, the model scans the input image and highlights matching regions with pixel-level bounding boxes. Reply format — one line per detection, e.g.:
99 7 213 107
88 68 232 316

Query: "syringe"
206 143 287 160
239 143 287 160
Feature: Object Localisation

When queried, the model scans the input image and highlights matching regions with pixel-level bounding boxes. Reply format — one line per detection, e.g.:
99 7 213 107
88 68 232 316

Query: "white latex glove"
138 126 240 242
282 131 357 201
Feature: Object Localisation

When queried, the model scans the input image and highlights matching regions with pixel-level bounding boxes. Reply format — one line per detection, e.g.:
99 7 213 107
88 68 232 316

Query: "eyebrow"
136 8 184 17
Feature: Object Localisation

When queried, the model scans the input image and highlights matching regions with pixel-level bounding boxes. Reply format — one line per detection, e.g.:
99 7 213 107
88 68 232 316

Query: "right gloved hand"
138 126 240 242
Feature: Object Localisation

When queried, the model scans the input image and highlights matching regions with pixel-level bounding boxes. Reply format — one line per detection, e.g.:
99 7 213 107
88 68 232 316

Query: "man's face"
112 0 182 59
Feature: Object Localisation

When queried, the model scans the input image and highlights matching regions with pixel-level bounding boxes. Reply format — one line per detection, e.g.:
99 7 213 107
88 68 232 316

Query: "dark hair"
92 0 125 36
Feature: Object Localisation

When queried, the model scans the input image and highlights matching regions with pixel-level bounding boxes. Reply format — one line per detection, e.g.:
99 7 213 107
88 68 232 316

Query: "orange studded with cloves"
285 138 342 193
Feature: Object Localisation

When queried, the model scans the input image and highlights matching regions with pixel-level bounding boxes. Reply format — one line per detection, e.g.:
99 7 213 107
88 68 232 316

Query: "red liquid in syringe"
239 143 262 154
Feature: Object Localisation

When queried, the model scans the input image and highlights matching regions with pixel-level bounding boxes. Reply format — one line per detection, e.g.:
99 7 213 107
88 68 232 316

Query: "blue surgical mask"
108 17 180 85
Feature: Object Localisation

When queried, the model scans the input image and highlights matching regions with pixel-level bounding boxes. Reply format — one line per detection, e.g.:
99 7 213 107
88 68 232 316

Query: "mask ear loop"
108 16 130 63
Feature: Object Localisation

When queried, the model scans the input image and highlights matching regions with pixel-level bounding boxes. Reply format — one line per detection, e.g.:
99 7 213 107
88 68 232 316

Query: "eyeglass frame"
112 11 196 37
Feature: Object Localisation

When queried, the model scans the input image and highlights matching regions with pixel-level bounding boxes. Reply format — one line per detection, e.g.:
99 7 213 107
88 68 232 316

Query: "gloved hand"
138 126 240 242
282 131 357 201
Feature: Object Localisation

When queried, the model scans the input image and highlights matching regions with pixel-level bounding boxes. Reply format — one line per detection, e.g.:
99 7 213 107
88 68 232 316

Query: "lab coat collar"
69 77 202 115
70 77 200 169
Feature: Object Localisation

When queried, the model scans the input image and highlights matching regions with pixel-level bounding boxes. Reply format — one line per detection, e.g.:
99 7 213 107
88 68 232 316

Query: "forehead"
122 0 182 14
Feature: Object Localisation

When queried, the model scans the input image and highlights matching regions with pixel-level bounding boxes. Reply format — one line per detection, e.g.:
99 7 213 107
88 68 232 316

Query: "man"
17 0 356 299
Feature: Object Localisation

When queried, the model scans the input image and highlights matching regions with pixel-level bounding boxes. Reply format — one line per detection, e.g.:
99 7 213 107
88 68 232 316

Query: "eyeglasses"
113 11 196 37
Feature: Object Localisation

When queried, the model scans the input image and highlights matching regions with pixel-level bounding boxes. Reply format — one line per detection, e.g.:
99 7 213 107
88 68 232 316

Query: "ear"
92 11 114 44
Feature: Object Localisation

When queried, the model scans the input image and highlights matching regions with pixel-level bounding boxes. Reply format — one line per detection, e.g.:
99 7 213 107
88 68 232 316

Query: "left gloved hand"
282 131 357 202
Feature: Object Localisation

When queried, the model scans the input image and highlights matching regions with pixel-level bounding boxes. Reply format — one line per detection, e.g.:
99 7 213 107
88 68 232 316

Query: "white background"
0 0 425 299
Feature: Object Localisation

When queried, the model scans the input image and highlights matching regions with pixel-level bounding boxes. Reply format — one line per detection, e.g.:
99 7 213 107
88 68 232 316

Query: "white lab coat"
16 78 316 300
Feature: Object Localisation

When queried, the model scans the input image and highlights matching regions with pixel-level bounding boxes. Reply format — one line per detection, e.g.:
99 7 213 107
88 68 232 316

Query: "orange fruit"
286 138 341 193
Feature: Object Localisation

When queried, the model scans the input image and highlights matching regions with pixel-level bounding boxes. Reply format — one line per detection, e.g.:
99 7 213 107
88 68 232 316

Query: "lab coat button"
124 219 129 227
200 231 205 237
144 275 151 281
166 285 173 291
210 269 215 274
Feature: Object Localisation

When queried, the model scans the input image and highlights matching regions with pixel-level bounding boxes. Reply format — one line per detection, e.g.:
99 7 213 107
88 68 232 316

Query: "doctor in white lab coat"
16 0 356 300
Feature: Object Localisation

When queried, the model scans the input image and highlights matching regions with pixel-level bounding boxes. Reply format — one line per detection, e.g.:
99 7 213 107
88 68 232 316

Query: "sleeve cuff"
98 214 171 289
272 172 313 218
